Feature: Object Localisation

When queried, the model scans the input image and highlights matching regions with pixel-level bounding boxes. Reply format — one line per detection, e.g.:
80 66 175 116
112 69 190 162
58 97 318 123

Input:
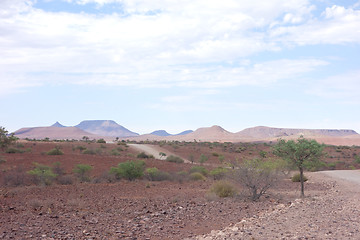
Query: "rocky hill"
75 120 138 138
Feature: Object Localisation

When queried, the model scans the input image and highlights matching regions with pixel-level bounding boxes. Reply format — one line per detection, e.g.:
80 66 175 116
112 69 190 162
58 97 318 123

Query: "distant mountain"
75 120 139 137
150 129 193 136
51 121 66 128
236 126 358 139
175 130 193 136
14 126 98 140
150 130 171 136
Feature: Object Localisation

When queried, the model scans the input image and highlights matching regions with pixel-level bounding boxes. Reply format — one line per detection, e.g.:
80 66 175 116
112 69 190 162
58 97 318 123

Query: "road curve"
320 169 360 185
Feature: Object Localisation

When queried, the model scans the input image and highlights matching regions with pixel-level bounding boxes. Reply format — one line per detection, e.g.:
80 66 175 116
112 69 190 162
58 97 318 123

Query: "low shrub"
110 149 121 156
52 162 65 176
291 173 308 182
56 175 74 185
47 147 63 155
189 166 208 176
166 155 184 163
110 160 145 181
2 168 27 186
210 180 237 198
145 167 171 181
28 163 57 185
189 172 206 181
6 148 24 154
97 138 106 144
82 148 96 155
0 156 6 164
209 167 228 180
73 164 93 182
137 152 154 159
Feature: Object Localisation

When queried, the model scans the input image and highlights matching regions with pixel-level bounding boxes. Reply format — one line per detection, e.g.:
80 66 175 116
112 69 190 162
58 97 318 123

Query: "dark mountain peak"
75 120 138 137
51 121 65 128
150 130 171 136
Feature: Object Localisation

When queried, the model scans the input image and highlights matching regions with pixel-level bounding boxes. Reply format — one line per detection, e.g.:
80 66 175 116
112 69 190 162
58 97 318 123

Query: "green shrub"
0 156 6 164
73 164 93 182
47 147 63 155
327 162 336 170
97 138 106 144
210 180 236 198
166 155 184 163
110 149 121 156
6 148 24 154
82 148 96 155
209 167 228 180
137 152 154 159
110 160 145 181
212 152 219 157
189 166 208 176
189 172 206 181
76 145 87 152
291 173 308 182
199 154 208 164
145 167 170 181
57 175 74 185
28 163 57 185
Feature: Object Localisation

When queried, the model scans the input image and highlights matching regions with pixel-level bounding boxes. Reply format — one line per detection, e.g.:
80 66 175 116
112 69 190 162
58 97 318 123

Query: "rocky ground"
191 171 360 240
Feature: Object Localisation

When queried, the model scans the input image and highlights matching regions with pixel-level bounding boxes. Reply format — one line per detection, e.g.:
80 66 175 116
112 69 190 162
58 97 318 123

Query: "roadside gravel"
191 171 360 239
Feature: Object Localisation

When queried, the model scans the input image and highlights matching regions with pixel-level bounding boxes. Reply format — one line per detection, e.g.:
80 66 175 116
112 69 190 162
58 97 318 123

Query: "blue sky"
1 0 360 134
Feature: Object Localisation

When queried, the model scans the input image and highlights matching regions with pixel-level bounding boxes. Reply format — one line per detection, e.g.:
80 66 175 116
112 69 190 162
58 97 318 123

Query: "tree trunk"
300 167 305 198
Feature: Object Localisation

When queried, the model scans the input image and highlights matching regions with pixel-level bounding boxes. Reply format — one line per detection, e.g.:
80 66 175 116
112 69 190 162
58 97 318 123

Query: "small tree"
73 164 93 182
0 127 18 152
273 136 324 197
159 152 167 159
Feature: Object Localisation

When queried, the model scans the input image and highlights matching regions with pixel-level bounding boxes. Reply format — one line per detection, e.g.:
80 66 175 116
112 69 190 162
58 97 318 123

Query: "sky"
1 0 360 135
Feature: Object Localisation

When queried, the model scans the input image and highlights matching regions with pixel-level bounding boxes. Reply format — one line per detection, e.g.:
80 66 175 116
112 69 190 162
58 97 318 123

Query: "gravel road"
191 170 360 240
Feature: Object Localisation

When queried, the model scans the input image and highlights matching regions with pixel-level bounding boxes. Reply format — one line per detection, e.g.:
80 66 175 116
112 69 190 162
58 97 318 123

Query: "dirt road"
192 170 360 239
128 144 191 163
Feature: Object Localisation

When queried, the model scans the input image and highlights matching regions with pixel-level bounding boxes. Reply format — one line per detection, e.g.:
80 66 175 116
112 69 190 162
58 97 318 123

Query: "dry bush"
189 172 206 181
210 180 237 198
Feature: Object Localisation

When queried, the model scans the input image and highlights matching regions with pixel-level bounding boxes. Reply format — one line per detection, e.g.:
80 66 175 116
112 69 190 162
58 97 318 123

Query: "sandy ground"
192 170 360 239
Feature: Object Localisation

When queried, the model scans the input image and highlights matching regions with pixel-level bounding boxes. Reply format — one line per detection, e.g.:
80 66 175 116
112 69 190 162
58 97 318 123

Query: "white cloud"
0 0 356 96
271 5 360 45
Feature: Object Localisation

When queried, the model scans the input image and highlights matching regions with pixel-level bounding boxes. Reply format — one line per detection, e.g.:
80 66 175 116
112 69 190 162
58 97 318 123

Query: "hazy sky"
1 0 360 134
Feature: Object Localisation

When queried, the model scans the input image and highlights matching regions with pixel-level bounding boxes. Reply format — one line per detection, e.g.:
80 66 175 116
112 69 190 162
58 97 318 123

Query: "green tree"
273 136 324 197
0 127 18 152
159 152 167 159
